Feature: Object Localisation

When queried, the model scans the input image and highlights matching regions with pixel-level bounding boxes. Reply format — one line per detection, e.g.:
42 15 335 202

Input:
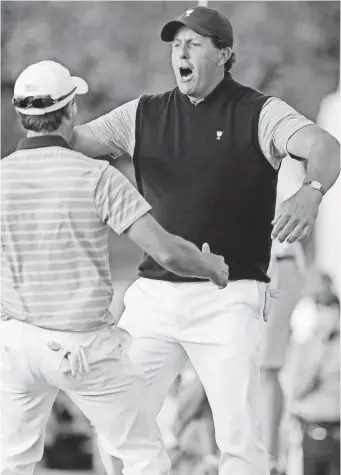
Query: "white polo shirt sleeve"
94 164 151 235
86 98 139 159
258 97 314 169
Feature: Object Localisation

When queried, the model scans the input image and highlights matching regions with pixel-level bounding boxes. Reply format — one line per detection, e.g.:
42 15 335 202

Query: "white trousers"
0 318 170 475
118 278 270 475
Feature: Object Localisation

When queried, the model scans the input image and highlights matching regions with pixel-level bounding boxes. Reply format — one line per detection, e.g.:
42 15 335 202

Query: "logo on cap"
185 9 194 16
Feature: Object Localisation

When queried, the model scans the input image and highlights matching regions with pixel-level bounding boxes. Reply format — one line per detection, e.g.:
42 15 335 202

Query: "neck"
27 124 73 144
186 71 225 103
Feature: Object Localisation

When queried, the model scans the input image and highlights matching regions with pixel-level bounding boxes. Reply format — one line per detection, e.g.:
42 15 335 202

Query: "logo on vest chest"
185 9 194 16
216 131 223 140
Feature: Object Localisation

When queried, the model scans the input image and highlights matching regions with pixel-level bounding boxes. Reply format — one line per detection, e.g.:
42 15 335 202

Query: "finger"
271 214 281 226
79 347 90 374
66 352 76 377
276 218 300 243
74 353 81 376
78 348 85 375
271 214 291 239
285 219 312 243
218 271 229 289
263 292 272 322
202 242 210 253
295 225 312 243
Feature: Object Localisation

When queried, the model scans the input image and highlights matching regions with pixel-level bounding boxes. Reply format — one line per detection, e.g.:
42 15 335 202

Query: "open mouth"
179 67 194 81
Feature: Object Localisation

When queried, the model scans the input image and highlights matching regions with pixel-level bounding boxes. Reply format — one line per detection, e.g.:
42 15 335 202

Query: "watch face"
308 180 324 194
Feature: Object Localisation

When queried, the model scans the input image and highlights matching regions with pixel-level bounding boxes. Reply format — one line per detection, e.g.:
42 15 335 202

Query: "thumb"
202 242 210 254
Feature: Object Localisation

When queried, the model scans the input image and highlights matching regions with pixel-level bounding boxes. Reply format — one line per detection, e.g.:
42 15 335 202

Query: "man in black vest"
72 7 340 475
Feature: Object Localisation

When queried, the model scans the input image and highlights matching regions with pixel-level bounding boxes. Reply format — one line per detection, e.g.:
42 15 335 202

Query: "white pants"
0 318 170 475
118 278 270 475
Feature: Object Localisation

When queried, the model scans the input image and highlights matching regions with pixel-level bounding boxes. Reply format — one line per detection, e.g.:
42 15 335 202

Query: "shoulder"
139 88 177 107
260 96 313 121
86 98 140 128
231 79 269 102
136 89 177 124
229 81 270 116
60 148 110 172
1 152 16 164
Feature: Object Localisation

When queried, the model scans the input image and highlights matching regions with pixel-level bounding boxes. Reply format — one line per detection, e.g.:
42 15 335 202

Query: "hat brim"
161 20 214 42
15 76 88 115
72 76 88 95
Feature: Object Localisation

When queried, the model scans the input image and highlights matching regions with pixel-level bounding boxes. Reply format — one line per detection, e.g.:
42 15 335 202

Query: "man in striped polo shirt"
72 7 340 475
0 60 230 475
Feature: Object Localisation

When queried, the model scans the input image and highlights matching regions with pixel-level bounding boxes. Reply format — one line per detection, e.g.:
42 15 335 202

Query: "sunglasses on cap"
12 87 77 110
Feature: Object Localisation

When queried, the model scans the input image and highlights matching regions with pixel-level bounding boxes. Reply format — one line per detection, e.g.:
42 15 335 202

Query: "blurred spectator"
288 272 340 475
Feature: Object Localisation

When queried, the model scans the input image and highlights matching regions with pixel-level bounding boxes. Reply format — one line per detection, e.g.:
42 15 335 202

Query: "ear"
66 97 77 119
218 47 232 67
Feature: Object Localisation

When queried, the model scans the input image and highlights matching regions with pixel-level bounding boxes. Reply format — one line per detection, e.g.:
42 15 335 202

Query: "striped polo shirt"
1 135 151 331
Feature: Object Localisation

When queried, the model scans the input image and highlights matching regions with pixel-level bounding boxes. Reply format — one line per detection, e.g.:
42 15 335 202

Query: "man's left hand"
271 185 322 243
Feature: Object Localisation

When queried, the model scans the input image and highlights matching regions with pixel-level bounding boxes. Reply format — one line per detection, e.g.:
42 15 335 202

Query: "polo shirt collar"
16 135 71 151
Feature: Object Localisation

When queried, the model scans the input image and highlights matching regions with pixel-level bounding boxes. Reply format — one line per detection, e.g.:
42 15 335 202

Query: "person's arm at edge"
272 124 340 243
259 97 340 243
287 124 340 194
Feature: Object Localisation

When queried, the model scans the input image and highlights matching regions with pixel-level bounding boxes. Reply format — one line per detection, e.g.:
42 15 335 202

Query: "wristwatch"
303 180 325 196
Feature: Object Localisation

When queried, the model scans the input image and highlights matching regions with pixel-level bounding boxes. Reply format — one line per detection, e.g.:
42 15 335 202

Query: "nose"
179 43 189 60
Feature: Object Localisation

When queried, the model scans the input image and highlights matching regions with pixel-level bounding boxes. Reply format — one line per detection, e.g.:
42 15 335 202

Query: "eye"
172 42 180 48
191 41 201 47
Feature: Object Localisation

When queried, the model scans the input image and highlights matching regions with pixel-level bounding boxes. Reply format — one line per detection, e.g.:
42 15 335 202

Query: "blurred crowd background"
1 2 340 475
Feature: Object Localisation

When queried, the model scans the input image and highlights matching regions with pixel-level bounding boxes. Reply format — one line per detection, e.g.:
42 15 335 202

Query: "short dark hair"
17 103 71 133
211 36 236 73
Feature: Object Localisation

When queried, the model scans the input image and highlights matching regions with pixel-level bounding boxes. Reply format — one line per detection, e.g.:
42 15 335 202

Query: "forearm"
158 234 213 280
125 213 228 285
305 131 340 194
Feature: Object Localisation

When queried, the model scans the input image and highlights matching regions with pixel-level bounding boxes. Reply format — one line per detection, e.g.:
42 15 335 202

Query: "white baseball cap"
13 60 88 115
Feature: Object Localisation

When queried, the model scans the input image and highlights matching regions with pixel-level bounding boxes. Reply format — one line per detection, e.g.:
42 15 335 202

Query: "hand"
271 185 322 243
65 346 90 377
202 242 229 288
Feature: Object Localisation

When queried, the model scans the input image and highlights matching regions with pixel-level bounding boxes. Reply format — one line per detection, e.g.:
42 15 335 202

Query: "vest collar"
16 135 71 151
180 73 236 107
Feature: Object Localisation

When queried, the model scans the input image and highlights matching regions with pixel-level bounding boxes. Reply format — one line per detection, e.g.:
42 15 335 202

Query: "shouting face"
171 26 229 101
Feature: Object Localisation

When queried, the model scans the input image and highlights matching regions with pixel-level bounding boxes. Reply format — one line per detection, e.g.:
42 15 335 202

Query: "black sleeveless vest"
133 74 278 283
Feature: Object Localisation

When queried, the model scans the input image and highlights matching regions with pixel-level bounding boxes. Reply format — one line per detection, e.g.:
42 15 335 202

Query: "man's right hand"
202 243 229 289
125 213 231 284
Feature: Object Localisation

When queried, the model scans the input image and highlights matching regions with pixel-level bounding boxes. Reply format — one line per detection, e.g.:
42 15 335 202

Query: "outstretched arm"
272 125 340 243
71 99 139 159
125 214 229 288
71 124 112 158
95 164 229 288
